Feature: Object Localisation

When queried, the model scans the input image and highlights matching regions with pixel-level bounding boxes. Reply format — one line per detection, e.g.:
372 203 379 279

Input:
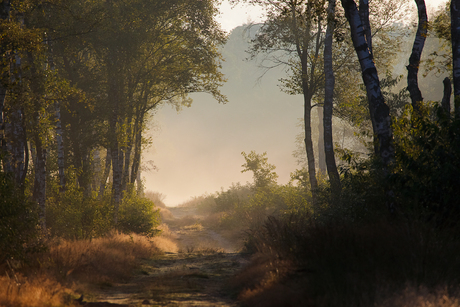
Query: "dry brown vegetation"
0 232 174 307
228 216 460 307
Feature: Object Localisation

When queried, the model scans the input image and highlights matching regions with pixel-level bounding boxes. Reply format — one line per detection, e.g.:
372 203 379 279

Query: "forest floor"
87 206 246 307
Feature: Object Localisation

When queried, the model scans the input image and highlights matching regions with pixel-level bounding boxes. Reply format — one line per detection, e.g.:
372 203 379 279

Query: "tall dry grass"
42 232 161 284
143 191 166 208
0 232 169 306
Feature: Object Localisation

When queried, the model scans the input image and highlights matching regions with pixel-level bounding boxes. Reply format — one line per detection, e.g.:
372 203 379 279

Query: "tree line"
0 0 226 237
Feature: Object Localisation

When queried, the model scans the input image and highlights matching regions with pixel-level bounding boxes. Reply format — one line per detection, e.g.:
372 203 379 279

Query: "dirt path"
88 206 246 306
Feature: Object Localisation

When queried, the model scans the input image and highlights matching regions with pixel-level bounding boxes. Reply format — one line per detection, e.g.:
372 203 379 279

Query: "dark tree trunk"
359 0 372 55
108 72 122 225
48 38 66 193
452 0 460 118
442 77 452 114
130 120 142 186
407 0 427 112
4 106 26 189
121 117 132 192
303 90 318 199
317 106 326 175
55 101 65 192
324 0 341 196
0 1 10 162
33 137 47 235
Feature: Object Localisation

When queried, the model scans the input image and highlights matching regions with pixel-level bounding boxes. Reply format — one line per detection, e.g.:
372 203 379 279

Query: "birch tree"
340 0 395 214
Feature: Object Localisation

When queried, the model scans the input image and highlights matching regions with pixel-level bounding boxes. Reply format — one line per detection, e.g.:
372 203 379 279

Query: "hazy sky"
142 0 450 206
215 0 448 33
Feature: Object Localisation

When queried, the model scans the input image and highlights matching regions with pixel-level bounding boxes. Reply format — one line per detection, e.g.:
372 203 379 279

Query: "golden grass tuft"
0 273 73 307
43 232 161 284
0 232 167 306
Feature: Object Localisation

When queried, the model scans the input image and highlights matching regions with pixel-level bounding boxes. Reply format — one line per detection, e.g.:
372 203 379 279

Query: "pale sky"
143 0 450 207
216 0 449 33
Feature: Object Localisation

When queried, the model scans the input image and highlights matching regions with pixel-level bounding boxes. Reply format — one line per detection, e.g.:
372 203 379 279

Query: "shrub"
237 215 460 307
392 103 460 224
117 186 161 236
0 172 40 263
46 183 112 239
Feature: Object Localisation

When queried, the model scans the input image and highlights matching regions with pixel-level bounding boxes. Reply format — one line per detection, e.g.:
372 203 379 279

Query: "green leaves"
241 150 278 189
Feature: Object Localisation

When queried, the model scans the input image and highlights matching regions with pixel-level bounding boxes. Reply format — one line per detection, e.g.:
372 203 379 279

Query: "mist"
143 26 304 206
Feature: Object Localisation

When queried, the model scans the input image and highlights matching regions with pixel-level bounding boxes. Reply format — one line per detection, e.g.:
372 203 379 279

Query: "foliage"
213 182 252 213
46 177 113 240
46 177 160 239
117 186 161 237
424 1 452 76
0 170 40 263
241 151 278 189
237 215 460 307
391 103 460 223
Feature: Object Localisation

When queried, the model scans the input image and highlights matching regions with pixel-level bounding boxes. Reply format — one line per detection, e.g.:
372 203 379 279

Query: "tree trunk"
324 0 341 197
33 138 47 235
130 123 142 186
407 0 427 112
359 0 372 56
99 147 111 198
110 119 122 225
451 0 460 118
317 106 326 174
0 1 9 164
341 0 394 169
4 45 27 190
121 118 132 192
303 92 318 199
48 37 66 193
442 77 452 114
92 148 101 193
108 73 122 225
342 0 395 213
0 87 5 158
4 106 26 189
54 102 65 192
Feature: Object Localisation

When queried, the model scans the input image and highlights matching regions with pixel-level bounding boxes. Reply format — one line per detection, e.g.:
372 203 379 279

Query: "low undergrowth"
231 215 460 307
0 232 170 307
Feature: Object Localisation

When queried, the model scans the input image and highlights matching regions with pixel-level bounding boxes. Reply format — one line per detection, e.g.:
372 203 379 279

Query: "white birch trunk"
341 0 394 168
342 0 395 213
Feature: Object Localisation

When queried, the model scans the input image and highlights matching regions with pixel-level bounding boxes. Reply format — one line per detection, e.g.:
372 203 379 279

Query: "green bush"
46 177 113 239
392 103 460 224
117 187 161 236
0 171 40 263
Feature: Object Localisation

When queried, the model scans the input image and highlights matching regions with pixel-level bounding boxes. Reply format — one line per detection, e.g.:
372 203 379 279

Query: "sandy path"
88 206 246 306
